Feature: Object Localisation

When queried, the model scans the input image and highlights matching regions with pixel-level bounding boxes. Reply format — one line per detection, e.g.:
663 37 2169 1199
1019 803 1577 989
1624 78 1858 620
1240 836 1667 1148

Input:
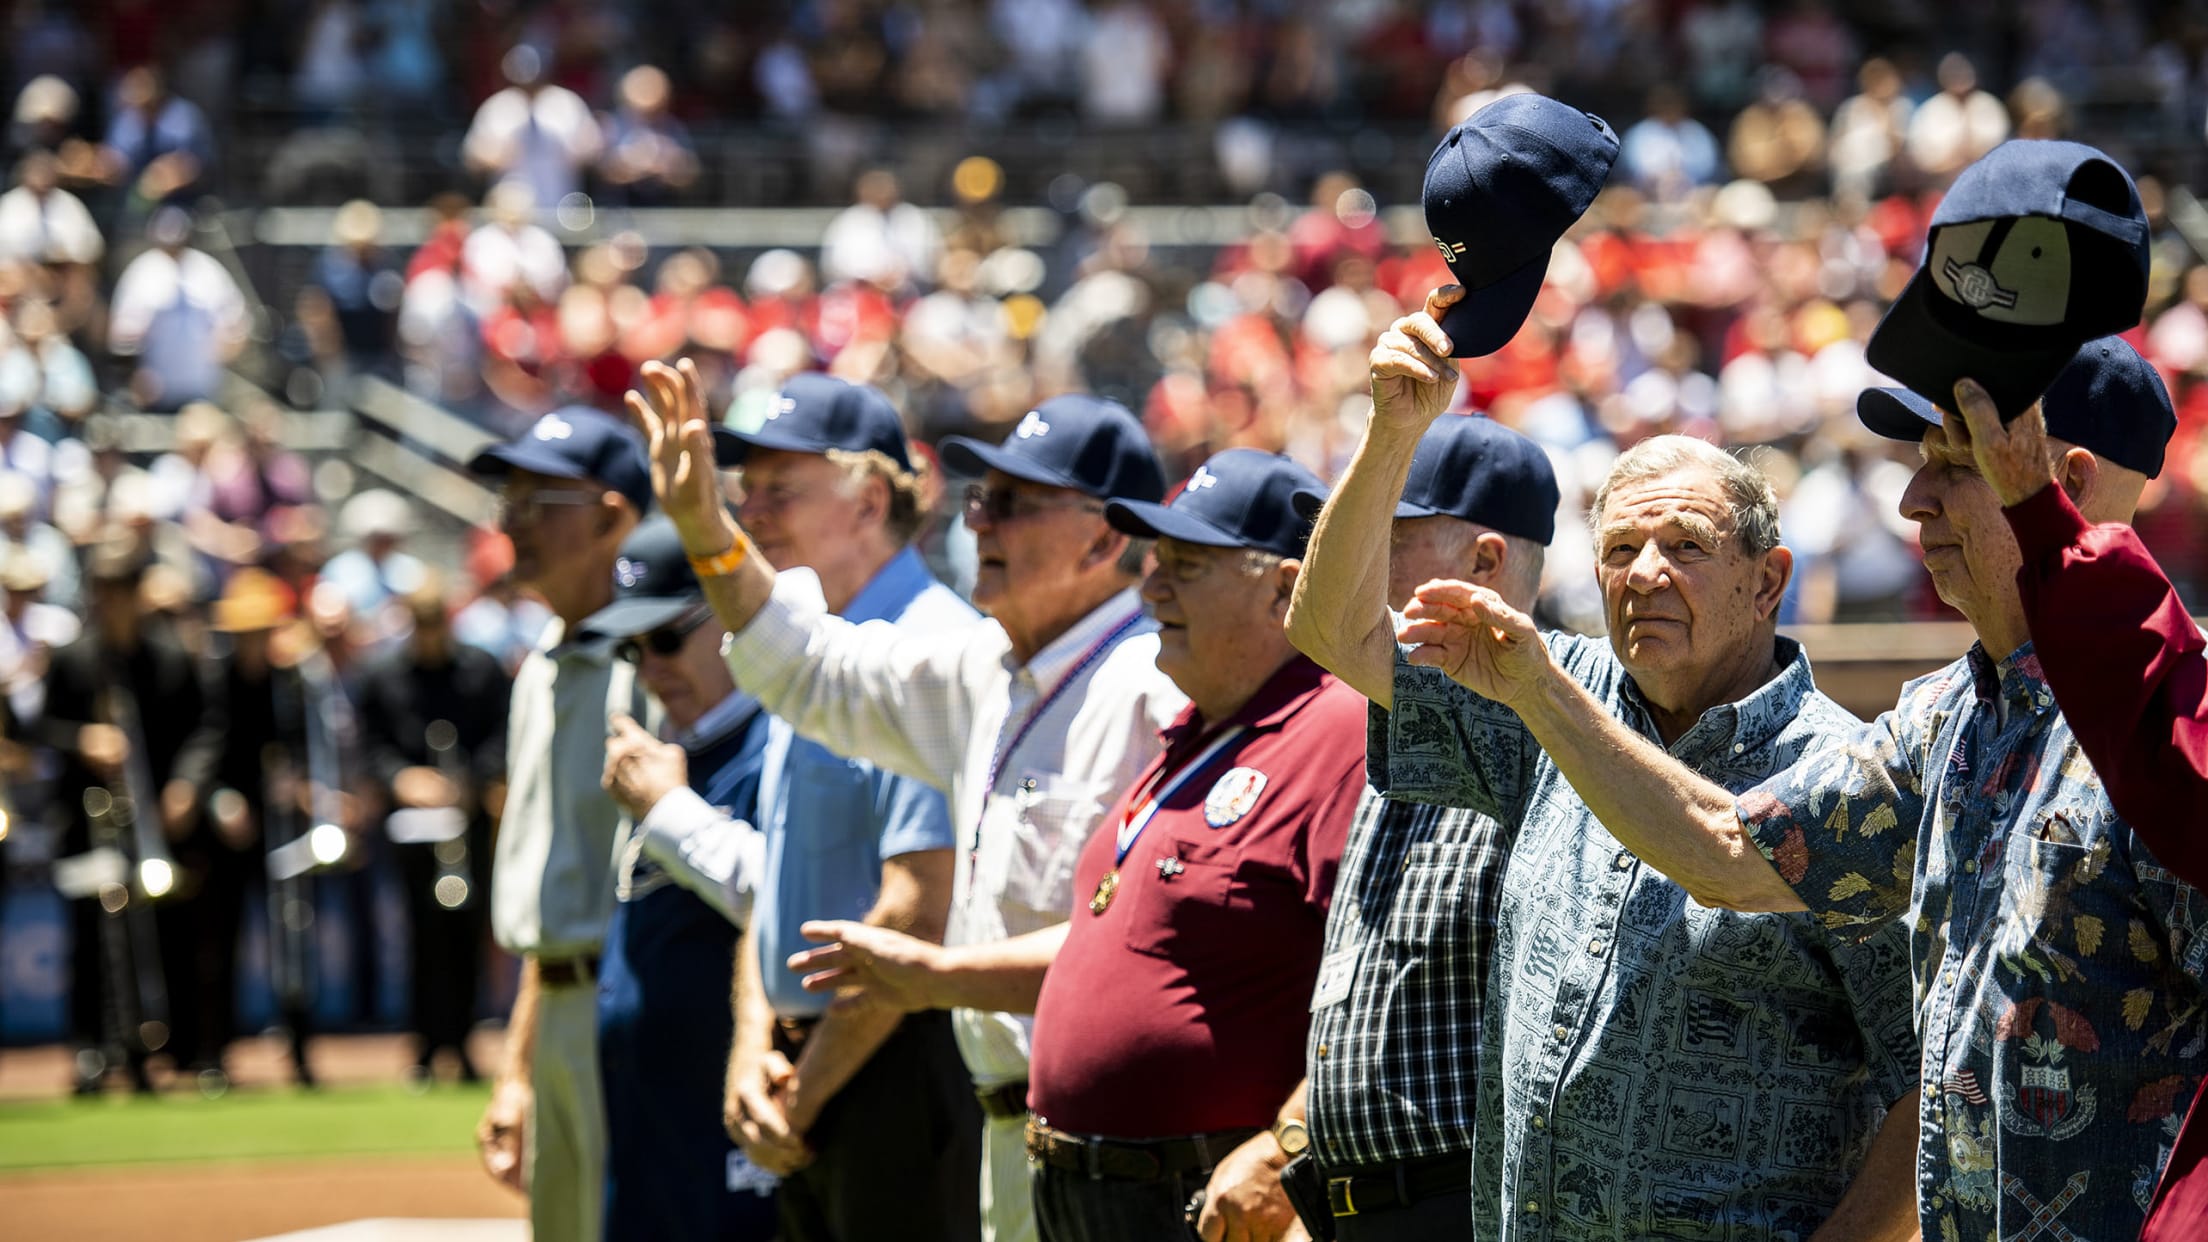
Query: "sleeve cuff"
2002 482 2089 563
635 786 761 924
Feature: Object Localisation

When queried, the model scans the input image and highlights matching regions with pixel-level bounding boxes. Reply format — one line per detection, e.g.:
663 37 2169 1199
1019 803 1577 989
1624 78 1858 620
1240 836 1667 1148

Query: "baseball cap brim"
1437 249 1549 359
1856 387 1945 441
1103 499 1245 548
1289 488 1430 522
468 440 596 482
1864 266 2076 424
577 594 698 640
940 435 1096 495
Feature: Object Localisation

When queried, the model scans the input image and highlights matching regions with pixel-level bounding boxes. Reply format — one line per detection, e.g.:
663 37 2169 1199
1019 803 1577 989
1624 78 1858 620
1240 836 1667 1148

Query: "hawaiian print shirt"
1740 643 2208 1242
1379 634 1920 1241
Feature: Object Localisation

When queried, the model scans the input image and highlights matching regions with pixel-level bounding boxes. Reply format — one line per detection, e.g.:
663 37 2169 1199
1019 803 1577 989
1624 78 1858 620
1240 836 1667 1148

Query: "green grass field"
0 1084 492 1172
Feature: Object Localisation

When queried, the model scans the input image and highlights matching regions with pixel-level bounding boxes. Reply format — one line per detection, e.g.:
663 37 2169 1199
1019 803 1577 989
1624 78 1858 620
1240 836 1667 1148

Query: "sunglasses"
615 605 712 663
962 484 1106 525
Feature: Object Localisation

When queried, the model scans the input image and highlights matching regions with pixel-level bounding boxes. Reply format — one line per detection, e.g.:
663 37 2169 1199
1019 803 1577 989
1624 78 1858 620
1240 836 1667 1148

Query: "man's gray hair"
1588 435 1781 556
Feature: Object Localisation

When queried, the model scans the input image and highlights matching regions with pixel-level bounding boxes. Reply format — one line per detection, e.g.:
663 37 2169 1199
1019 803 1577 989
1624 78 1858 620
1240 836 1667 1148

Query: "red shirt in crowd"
1026 657 1365 1138
2005 482 2208 1241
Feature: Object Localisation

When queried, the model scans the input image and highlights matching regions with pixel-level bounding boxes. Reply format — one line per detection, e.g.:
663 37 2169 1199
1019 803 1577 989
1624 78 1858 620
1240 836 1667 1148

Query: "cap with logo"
577 517 704 639
1291 414 1559 545
468 406 654 514
712 373 912 471
1423 92 1619 359
1865 139 2150 422
1857 334 2176 478
939 394 1166 503
1106 448 1325 560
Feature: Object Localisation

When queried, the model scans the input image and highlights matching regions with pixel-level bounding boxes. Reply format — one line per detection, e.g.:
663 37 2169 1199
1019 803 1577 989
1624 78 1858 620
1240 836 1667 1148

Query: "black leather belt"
537 954 601 988
1025 1118 1258 1183
976 1081 1029 1120
1323 1152 1471 1217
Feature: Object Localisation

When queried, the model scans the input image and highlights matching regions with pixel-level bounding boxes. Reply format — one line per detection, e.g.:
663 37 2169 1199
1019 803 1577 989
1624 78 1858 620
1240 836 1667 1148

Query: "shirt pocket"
1383 837 1478 950
1122 835 1241 962
2000 815 2105 960
1003 775 1114 921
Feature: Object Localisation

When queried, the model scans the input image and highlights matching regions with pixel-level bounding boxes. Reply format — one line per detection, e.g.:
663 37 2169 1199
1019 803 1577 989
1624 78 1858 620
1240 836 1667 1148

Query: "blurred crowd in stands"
8 0 2208 1046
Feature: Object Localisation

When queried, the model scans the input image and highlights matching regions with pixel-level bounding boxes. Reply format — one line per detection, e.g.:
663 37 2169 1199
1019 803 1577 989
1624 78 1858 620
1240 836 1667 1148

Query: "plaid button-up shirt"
1305 779 1507 1169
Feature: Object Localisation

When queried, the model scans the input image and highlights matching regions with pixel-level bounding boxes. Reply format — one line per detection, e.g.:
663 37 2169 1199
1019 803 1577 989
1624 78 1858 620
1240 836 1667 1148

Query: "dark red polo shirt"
1027 656 1365 1138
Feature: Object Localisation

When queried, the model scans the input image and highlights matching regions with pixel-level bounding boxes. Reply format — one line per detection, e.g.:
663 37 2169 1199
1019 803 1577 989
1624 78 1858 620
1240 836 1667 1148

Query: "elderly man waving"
626 360 1182 1242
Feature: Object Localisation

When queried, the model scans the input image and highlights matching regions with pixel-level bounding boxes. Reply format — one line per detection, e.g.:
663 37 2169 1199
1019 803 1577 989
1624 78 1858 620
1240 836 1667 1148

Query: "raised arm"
1285 287 1462 708
1398 579 1807 912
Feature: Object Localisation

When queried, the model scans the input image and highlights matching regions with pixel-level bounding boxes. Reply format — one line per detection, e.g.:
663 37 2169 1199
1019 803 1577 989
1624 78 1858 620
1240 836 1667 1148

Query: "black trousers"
1333 1188 1475 1242
155 857 248 1070
396 841 484 1061
1033 1164 1207 1242
773 1010 982 1242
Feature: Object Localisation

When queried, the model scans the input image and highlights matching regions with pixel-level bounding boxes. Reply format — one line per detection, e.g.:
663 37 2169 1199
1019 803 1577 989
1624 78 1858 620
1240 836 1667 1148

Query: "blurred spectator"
2009 76 2069 140
108 207 250 411
292 0 374 115
1681 0 1764 111
1080 0 1171 126
462 181 567 317
463 46 602 212
819 168 942 294
1906 53 2011 183
0 545 78 722
399 193 486 409
181 402 313 577
322 488 427 631
96 67 216 211
597 66 698 208
0 150 103 267
51 416 148 546
0 470 74 608
1618 85 1721 200
1726 70 1827 197
1762 0 1858 111
0 400 54 503
300 199 404 379
1828 58 1914 200
991 0 1085 113
5 299 97 427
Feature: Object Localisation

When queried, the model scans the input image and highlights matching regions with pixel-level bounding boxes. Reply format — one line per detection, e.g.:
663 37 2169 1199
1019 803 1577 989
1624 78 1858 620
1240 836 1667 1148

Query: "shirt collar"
1964 640 2054 718
1008 587 1147 684
682 688 762 749
841 546 935 625
1158 654 1331 749
1621 635 1817 760
543 617 617 665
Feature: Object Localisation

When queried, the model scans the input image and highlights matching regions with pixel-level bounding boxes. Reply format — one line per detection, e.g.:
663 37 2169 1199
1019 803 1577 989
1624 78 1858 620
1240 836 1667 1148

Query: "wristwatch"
1271 1117 1310 1158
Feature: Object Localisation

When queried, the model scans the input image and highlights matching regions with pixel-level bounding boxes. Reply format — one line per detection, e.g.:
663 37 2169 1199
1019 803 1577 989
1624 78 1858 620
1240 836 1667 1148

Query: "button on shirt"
749 549 973 1018
1028 657 1365 1137
492 620 649 957
1377 634 1920 1241
722 583 1184 1082
1739 643 2208 1242
1306 782 1507 1169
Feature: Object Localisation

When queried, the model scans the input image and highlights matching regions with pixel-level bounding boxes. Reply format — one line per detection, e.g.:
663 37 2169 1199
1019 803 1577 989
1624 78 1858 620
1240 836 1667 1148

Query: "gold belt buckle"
1329 1176 1358 1217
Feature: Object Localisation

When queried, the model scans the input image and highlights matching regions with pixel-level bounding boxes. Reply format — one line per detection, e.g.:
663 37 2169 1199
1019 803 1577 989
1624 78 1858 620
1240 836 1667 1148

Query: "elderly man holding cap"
466 406 652 1242
1282 413 1555 1240
793 448 1367 1242
625 359 1182 1242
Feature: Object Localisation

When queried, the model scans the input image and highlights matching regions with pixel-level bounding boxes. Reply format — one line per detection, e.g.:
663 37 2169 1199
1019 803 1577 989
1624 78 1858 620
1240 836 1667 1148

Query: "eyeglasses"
962 484 1105 525
493 488 604 527
615 605 712 663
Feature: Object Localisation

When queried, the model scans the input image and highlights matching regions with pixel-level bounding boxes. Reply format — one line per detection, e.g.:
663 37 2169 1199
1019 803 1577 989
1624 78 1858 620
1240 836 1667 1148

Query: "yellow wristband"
688 537 751 578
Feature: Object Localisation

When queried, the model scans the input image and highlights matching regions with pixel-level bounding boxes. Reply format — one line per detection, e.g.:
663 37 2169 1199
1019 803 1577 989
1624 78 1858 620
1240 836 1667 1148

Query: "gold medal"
1088 869 1120 915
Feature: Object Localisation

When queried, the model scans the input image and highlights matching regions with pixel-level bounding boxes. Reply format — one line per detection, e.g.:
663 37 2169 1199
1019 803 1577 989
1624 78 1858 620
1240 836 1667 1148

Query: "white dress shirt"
722 574 1184 1084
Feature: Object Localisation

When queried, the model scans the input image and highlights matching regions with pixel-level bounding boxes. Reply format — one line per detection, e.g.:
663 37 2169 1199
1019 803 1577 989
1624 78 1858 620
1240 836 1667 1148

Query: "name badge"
1311 947 1357 1011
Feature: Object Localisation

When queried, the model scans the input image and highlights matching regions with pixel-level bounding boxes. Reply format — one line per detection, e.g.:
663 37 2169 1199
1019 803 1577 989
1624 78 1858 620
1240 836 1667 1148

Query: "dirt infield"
2 1154 526 1242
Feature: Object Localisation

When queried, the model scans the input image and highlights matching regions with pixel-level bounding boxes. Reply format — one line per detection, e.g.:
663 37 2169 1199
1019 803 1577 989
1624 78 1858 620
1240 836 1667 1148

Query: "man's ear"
2054 445 2099 508
1756 546 1794 621
1272 558 1302 616
1468 532 1508 587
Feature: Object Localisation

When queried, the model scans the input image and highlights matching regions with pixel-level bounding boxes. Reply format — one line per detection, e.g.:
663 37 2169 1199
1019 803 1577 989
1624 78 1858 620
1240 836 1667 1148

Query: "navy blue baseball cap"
1423 93 1618 359
939 394 1166 503
713 373 912 471
577 517 703 638
1857 334 2175 478
468 406 653 514
1292 414 1559 544
1866 140 2150 422
1106 448 1324 560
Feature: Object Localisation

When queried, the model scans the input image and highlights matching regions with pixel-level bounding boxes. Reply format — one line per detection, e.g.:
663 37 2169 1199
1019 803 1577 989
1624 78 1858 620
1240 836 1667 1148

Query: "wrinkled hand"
1398 579 1551 708
602 713 686 821
1946 377 2055 508
393 766 459 810
725 1046 811 1176
1195 1131 1297 1242
625 358 740 556
1369 285 1465 431
78 723 128 777
475 1075 531 1193
788 920 943 1014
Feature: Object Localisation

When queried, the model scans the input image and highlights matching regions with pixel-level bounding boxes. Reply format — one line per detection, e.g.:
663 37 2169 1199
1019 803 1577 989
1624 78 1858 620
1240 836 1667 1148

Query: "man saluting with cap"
626 360 1184 1242
795 448 1367 1242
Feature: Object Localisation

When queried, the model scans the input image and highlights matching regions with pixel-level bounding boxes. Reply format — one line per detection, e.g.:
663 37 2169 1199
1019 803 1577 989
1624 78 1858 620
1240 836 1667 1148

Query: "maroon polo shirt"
1027 656 1365 1138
